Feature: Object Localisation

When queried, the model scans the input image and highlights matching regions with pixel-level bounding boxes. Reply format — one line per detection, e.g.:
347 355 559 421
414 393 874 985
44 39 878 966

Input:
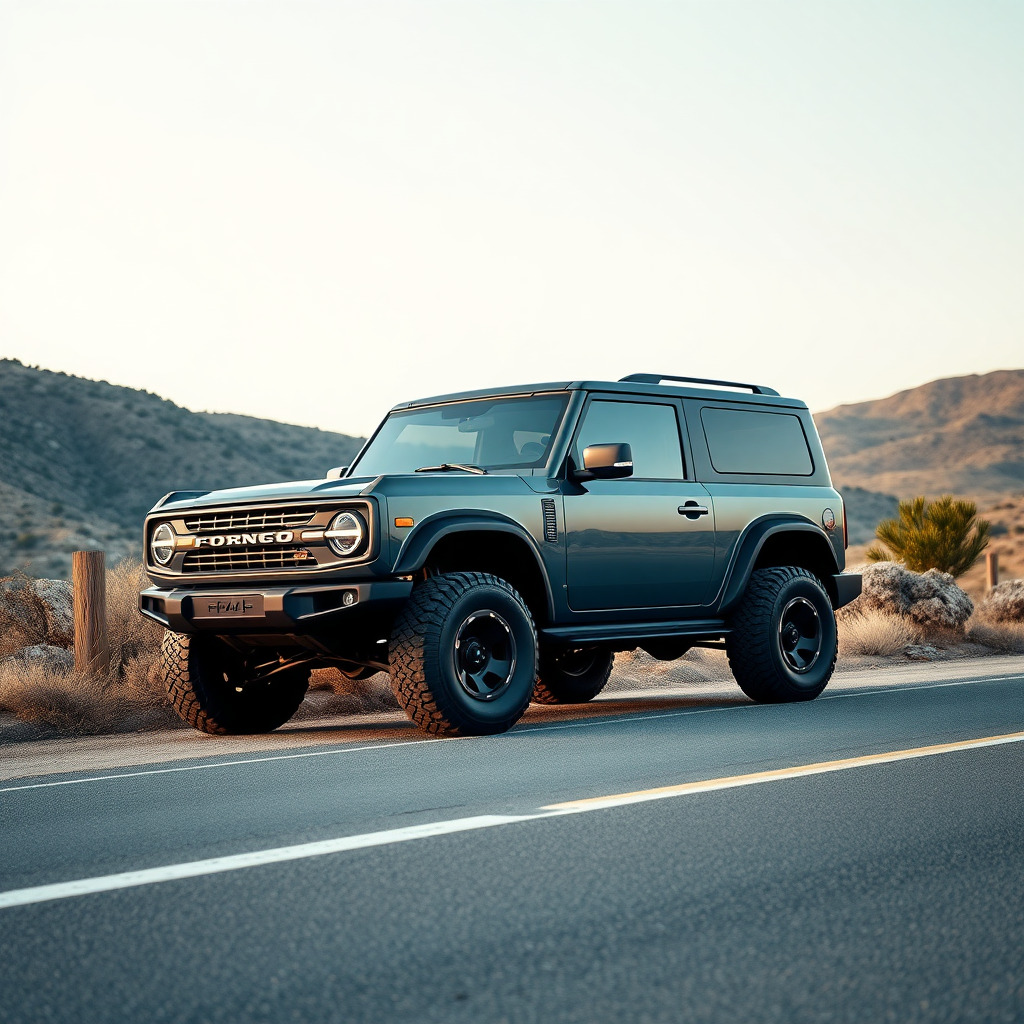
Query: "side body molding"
715 515 843 614
392 511 557 621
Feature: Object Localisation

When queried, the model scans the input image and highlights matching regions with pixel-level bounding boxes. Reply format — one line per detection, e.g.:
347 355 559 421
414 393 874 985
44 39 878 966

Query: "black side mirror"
577 443 633 480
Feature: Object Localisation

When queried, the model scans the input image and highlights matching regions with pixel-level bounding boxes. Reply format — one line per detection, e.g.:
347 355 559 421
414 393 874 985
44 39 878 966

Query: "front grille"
183 506 316 532
181 546 318 574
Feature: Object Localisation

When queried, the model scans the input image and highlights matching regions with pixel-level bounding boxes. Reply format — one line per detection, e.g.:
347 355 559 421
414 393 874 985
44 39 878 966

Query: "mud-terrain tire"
725 567 837 703
161 631 310 735
532 647 614 704
389 572 538 736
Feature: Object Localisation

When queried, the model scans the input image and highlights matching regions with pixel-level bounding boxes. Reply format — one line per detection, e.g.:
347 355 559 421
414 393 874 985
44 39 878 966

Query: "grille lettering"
195 530 294 548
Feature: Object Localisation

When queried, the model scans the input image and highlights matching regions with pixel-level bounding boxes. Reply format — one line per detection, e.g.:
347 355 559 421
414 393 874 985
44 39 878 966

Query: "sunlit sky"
1 2 1021 436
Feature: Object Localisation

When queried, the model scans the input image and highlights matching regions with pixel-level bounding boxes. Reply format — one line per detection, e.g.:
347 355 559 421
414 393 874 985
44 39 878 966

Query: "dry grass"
966 615 1024 654
0 559 174 735
837 610 923 657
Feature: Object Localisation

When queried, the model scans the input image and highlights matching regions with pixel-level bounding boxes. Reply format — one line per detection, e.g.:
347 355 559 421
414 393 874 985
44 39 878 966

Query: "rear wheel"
532 647 614 704
161 631 310 734
389 572 538 736
725 566 837 703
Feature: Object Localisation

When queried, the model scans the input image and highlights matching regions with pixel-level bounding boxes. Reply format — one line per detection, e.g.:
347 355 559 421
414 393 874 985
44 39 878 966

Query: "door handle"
678 502 710 519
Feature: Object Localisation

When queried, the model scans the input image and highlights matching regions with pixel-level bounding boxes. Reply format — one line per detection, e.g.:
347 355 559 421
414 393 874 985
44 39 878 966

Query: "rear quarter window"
700 407 813 476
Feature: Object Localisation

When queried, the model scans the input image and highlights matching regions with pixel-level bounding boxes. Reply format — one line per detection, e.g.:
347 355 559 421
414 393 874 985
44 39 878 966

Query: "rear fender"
716 516 842 614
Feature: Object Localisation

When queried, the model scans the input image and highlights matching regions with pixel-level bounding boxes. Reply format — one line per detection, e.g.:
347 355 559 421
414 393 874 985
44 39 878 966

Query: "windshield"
350 394 571 476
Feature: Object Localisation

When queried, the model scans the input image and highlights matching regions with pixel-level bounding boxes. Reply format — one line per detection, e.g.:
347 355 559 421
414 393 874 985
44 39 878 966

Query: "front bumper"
140 580 414 633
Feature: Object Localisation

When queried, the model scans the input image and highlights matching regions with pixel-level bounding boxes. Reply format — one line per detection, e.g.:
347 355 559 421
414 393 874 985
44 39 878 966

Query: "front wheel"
725 567 837 703
389 572 538 736
161 631 310 734
532 647 614 704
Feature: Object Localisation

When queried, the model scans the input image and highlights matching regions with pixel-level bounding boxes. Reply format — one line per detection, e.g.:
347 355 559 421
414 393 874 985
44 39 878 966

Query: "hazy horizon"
2 2 1022 434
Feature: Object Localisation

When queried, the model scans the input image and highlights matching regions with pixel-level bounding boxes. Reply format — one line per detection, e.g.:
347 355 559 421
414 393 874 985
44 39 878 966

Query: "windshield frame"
346 390 578 478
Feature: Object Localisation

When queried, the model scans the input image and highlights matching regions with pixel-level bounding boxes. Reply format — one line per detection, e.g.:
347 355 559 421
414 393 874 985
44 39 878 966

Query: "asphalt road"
1 673 1022 1023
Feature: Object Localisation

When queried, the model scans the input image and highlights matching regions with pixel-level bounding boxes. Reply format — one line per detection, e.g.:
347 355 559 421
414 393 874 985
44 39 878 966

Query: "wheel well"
422 530 550 625
753 531 838 589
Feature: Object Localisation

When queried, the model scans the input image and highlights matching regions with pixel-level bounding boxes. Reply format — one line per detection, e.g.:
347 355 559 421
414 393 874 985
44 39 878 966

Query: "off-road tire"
532 647 614 704
389 572 538 736
161 631 310 735
726 566 837 703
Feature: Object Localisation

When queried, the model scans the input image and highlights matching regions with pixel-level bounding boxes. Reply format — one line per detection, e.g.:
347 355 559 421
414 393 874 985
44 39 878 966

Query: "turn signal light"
394 517 414 528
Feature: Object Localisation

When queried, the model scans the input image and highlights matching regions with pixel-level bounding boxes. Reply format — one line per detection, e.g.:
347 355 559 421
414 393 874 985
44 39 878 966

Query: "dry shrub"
0 559 173 734
966 614 1024 654
838 610 923 657
0 657 178 735
105 558 163 681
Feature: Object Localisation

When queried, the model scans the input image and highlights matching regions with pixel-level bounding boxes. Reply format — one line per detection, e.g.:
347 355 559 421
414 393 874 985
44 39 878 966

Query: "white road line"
2 729 1022 911
0 815 543 910
2 672 1021 794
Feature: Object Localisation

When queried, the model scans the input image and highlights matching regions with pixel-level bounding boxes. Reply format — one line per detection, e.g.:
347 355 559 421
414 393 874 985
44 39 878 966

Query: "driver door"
563 398 716 611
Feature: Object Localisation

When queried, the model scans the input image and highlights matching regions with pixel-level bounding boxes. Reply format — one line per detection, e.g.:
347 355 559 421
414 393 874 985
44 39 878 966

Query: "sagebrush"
867 495 989 577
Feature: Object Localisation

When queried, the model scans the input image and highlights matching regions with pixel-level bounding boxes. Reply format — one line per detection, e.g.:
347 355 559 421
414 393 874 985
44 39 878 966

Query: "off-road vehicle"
140 373 861 737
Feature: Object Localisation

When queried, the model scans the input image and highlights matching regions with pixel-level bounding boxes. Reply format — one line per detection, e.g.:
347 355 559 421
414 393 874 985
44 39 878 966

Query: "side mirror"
325 466 348 480
578 443 633 480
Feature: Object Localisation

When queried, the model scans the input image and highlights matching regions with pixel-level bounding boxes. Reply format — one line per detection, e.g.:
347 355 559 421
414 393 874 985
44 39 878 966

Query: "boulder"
0 576 74 648
31 579 74 646
0 643 74 674
979 579 1024 623
854 562 974 632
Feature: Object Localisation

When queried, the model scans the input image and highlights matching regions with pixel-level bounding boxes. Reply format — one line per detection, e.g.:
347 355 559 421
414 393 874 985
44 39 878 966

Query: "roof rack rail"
618 373 779 397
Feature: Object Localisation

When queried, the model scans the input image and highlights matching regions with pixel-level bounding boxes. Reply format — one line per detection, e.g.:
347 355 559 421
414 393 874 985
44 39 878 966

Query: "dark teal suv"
141 373 861 737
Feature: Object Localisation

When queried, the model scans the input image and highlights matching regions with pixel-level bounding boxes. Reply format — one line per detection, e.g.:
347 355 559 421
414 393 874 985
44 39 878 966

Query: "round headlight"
151 523 175 565
325 511 366 557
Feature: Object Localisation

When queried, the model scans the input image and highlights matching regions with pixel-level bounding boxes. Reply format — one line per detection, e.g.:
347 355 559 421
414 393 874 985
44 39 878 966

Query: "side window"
575 401 684 480
700 407 813 475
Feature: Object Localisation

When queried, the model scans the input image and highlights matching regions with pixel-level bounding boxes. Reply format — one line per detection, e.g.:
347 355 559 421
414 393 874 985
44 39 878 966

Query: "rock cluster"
0 576 75 657
978 579 1024 623
853 562 974 632
2 643 75 673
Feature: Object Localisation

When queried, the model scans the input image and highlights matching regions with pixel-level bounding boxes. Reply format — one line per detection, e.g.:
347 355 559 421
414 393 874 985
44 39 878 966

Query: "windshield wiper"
414 463 488 475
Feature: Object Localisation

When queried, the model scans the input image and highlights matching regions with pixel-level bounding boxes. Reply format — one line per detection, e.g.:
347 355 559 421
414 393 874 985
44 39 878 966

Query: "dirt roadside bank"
3 655 1022 785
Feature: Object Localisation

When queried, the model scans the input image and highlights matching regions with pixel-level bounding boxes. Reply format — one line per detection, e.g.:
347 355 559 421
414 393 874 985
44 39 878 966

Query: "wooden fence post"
73 550 109 676
985 551 999 593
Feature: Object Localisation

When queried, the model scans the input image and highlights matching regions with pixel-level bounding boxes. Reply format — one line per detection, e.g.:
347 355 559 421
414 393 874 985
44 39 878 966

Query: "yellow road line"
543 731 1024 812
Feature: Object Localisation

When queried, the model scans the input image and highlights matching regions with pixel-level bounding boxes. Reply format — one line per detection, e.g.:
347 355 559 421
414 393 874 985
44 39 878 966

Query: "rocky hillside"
0 360 364 578
814 369 1024 498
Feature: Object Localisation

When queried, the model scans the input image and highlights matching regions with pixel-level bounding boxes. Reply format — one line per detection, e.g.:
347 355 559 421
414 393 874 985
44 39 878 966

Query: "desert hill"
0 360 364 578
813 369 1024 498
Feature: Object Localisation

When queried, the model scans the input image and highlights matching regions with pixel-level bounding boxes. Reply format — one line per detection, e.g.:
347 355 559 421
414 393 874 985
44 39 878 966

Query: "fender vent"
541 499 557 542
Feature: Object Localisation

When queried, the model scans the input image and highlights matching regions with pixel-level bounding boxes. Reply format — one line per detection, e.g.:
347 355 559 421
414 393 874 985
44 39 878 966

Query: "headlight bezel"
150 522 176 566
325 510 367 558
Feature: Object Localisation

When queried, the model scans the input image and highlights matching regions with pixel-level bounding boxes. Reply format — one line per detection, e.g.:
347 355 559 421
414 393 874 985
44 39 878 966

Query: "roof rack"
618 373 779 397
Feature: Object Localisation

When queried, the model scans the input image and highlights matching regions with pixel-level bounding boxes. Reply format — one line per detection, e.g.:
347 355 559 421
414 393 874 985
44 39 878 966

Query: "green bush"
866 495 989 577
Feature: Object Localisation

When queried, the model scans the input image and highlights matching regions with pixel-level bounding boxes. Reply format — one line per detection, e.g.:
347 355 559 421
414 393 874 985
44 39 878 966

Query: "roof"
391 376 807 411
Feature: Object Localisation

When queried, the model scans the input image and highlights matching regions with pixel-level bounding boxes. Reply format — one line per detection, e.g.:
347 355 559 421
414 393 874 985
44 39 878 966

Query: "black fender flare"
393 511 556 621
715 515 842 614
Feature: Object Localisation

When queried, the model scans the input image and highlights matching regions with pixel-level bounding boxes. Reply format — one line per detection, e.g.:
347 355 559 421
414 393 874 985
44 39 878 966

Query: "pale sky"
1 1 1021 436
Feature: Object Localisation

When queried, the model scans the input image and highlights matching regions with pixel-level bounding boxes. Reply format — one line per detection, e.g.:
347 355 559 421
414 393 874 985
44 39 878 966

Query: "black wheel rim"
778 597 822 674
555 648 599 677
453 610 517 701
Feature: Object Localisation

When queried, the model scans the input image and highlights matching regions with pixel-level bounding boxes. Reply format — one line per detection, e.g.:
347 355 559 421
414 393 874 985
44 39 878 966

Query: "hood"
156 477 380 512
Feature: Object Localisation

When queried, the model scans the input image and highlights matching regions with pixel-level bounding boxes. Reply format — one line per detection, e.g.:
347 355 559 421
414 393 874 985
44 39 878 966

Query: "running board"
540 619 730 645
